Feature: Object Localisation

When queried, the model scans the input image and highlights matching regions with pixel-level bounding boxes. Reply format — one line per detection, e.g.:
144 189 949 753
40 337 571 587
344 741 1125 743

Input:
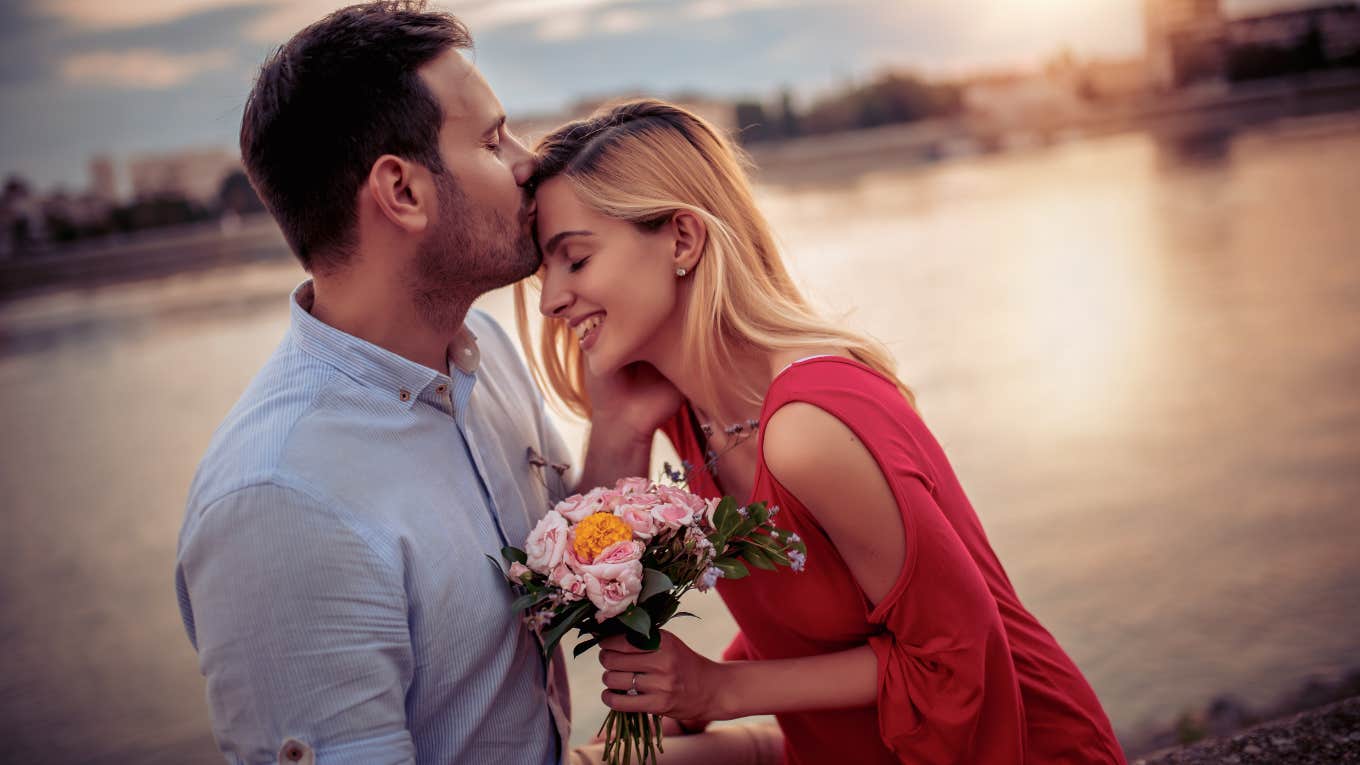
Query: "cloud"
38 0 264 29
60 48 234 89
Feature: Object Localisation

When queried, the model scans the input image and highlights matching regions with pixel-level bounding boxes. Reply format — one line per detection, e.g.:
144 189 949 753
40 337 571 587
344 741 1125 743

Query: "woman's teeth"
574 314 604 342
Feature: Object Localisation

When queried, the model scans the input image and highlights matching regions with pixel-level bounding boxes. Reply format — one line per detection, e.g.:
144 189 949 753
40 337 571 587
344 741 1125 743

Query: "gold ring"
626 672 640 696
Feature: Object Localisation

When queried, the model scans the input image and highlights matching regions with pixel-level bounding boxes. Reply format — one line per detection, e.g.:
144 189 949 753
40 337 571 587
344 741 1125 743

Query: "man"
174 3 661 763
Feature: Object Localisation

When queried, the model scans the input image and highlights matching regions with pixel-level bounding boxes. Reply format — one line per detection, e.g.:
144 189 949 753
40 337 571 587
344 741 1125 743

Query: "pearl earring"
676 267 687 277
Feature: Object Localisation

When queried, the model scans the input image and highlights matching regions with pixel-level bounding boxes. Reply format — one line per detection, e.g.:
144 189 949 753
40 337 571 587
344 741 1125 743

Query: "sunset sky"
0 0 1324 191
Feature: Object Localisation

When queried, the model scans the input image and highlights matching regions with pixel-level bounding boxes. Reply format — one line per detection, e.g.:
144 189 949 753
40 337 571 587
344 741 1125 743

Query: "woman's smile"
572 311 606 351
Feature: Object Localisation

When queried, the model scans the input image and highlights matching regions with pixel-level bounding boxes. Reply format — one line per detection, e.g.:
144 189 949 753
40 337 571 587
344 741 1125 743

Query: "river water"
2 118 1357 762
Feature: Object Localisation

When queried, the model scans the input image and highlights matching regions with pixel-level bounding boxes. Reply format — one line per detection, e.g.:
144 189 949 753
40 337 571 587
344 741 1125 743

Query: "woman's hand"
597 631 724 721
586 361 682 446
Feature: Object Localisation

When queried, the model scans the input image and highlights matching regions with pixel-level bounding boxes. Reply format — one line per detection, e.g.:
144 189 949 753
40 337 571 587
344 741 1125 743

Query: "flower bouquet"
492 474 806 765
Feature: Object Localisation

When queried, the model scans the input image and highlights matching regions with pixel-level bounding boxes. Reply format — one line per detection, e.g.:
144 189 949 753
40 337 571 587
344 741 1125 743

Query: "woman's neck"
646 342 771 428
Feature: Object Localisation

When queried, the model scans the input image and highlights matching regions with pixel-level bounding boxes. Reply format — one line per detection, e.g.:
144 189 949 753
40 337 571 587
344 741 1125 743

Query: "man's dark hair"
240 1 471 272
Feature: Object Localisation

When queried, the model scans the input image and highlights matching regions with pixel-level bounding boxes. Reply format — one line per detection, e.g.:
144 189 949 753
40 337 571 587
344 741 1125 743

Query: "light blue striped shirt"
176 281 572 765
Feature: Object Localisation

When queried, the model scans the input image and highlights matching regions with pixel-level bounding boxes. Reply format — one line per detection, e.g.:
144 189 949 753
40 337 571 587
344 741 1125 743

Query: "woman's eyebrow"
542 230 592 256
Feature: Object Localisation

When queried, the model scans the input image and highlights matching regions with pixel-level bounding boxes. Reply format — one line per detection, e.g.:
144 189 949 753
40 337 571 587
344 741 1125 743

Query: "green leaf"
572 636 602 658
616 605 652 637
713 558 749 580
741 544 777 571
747 501 770 525
638 569 674 603
713 496 739 535
541 602 591 656
501 546 528 565
485 554 507 578
642 593 680 626
626 629 662 651
510 591 542 611
671 611 700 620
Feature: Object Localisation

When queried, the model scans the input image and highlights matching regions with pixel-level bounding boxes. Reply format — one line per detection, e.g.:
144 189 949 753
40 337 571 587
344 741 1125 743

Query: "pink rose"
524 511 570 574
614 477 651 495
655 485 708 524
651 501 694 530
508 562 533 582
578 559 645 620
596 488 627 515
594 540 644 565
553 493 597 523
616 503 660 541
550 563 588 601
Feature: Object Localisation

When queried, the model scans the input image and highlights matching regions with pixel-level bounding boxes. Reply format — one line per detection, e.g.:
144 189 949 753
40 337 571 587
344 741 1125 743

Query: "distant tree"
735 100 774 143
802 71 962 135
218 170 266 215
777 87 801 139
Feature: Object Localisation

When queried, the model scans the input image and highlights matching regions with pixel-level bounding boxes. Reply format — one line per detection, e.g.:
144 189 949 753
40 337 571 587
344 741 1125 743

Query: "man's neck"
308 275 470 374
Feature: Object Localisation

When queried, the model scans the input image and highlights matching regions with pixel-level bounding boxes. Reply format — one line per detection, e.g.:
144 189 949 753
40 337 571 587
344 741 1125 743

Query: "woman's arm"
599 401 905 719
574 361 683 491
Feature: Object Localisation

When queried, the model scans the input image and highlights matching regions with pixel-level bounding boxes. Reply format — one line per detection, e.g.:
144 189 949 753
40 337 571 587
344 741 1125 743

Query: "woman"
515 99 1126 764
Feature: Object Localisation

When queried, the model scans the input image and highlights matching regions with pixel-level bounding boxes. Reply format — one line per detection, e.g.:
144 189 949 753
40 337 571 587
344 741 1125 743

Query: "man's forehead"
419 49 500 125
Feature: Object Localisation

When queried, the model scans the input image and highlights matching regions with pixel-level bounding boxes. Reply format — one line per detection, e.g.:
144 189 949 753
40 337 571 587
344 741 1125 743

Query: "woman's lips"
574 313 604 351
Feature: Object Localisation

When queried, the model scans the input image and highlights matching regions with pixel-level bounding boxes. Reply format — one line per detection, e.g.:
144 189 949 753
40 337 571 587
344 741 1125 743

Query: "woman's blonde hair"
514 98 913 421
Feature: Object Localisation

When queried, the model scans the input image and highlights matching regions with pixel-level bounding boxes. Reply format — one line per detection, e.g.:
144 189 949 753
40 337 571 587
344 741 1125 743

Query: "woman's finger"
601 669 644 693
599 648 660 673
599 634 649 653
602 687 666 714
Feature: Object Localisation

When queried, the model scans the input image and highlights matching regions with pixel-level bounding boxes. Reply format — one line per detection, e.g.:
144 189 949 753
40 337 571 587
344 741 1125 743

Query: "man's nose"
507 132 538 188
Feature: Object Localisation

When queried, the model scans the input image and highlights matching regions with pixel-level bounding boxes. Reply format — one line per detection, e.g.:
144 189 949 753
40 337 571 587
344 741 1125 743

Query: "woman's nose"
539 272 573 318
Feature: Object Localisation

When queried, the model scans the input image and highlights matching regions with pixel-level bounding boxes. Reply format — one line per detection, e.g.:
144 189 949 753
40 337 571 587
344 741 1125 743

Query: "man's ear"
671 210 707 272
366 154 430 234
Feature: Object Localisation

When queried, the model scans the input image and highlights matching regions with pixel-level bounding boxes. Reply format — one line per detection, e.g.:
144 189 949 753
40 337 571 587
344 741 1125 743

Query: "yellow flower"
573 512 633 563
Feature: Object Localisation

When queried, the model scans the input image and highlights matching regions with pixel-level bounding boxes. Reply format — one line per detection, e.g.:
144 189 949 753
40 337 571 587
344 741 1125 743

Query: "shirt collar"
449 322 481 375
289 280 476 409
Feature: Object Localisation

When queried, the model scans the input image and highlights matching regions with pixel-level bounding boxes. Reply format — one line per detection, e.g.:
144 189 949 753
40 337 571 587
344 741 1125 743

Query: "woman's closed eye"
568 256 591 274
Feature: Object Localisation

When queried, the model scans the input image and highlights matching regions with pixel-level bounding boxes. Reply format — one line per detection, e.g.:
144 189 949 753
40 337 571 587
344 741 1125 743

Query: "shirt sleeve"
864 476 1025 765
176 483 416 765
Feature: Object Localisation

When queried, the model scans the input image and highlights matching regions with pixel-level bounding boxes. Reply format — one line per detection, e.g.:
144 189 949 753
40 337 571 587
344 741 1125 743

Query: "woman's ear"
671 210 707 273
366 154 430 234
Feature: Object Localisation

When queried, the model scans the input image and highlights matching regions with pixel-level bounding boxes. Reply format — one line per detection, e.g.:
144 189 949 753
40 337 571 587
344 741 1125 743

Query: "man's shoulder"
185 338 338 519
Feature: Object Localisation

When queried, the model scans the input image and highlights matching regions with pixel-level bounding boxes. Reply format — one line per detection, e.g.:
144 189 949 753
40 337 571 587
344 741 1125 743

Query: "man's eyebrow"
542 230 592 255
482 115 506 139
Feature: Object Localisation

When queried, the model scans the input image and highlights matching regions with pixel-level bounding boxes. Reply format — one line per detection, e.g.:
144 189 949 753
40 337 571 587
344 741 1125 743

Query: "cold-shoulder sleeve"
864 474 1025 764
721 631 753 662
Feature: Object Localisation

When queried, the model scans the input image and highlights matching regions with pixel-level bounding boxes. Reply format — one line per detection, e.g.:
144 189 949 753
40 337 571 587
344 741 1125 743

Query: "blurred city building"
1146 0 1228 89
88 156 118 204
128 148 241 206
1147 0 1360 88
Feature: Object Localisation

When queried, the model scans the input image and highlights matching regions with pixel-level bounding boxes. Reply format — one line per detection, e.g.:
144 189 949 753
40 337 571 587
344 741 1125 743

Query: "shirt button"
436 384 448 394
277 738 310 763
398 389 411 402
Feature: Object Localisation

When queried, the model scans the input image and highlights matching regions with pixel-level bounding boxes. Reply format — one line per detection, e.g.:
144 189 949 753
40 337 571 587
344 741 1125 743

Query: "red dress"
662 356 1126 765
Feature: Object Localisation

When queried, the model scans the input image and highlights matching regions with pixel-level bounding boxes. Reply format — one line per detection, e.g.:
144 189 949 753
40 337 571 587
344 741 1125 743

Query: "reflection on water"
2 119 1358 762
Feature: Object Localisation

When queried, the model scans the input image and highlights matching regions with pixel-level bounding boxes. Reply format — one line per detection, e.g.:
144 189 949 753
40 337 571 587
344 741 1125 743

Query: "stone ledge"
1135 696 1360 765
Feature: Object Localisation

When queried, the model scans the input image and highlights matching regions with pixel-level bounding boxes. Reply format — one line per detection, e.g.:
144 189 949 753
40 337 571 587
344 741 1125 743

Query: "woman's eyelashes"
568 256 590 274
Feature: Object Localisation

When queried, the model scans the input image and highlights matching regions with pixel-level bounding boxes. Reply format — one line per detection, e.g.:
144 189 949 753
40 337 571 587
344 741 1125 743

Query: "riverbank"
1124 670 1360 758
1136 696 1360 764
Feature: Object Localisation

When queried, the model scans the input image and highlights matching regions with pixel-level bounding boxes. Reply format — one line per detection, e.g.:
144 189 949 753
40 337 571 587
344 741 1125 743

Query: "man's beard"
408 172 539 332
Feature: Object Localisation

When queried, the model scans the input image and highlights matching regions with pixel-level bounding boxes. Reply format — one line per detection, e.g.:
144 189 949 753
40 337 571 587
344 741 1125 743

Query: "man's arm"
176 483 416 765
